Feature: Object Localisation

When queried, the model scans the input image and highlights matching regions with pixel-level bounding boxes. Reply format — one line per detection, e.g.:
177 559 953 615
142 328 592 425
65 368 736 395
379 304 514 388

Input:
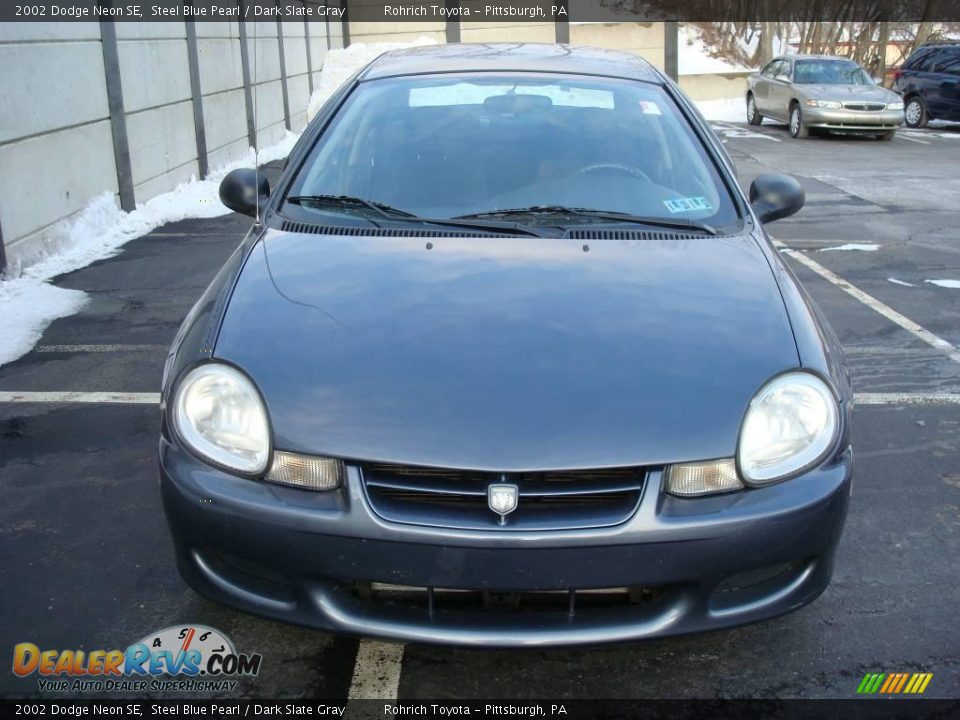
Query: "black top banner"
6 0 960 23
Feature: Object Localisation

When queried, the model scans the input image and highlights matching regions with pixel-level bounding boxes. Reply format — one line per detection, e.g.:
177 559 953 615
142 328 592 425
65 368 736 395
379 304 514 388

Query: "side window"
941 53 960 75
779 60 792 79
909 49 936 72
761 60 780 77
932 49 960 74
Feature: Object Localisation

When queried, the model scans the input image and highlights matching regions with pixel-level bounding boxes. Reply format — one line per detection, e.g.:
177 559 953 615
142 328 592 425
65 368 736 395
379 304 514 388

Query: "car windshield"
286 73 739 229
793 59 874 85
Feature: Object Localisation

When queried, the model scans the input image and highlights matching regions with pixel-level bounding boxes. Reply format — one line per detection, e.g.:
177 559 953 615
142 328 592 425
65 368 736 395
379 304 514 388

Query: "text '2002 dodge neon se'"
160 44 852 647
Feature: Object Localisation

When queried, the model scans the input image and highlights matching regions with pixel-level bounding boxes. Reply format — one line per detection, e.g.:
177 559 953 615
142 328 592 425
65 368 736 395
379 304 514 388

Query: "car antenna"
252 18 261 226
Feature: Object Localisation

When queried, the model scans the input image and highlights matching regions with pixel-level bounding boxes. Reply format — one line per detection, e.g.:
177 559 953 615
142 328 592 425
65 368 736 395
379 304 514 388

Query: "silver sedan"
747 55 904 140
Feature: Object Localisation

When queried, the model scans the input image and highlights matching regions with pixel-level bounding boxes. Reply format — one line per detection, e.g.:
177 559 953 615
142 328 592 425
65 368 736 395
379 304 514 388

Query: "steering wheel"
575 163 652 183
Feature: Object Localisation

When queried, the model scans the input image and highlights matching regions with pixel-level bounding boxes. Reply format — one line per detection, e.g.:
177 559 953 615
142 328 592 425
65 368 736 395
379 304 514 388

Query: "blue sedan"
159 43 852 647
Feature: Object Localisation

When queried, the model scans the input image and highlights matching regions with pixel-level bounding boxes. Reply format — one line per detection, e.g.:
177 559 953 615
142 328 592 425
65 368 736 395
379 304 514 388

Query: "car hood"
214 230 799 470
797 84 897 103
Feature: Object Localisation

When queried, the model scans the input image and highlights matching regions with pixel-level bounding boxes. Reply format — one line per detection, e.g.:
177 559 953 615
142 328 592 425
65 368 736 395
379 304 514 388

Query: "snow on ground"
307 37 437 121
888 278 915 287
695 97 746 122
1 38 434 368
0 283 87 368
819 243 881 252
925 279 960 289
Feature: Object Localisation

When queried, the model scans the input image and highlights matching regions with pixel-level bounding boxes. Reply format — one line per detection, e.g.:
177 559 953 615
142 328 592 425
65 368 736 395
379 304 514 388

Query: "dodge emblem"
488 482 519 524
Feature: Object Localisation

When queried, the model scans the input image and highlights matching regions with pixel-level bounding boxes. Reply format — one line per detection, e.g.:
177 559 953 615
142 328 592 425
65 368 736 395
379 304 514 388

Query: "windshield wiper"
287 195 547 237
456 206 719 236
286 195 419 225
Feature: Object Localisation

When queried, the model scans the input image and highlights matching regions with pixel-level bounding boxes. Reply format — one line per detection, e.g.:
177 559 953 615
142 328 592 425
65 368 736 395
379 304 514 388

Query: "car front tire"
904 97 928 128
746 94 762 126
789 104 809 138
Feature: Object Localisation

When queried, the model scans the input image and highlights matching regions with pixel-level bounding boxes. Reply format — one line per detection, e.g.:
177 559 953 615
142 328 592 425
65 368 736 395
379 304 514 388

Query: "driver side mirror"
219 168 270 218
749 173 805 224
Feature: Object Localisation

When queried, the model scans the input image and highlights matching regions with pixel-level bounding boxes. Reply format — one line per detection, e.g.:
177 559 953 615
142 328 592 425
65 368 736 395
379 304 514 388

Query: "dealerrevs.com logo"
12 625 262 693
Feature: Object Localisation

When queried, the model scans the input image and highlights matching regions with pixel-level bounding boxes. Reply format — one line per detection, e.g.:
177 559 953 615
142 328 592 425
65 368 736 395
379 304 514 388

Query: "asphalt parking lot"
1 124 959 700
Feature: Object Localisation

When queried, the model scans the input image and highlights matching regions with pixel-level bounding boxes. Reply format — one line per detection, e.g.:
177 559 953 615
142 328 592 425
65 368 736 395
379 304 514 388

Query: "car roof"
776 54 860 61
358 43 665 84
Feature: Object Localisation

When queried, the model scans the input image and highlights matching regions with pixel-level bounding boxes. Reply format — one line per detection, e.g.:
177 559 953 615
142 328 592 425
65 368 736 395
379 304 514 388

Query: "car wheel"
746 94 762 125
878 130 896 141
789 105 809 138
904 97 928 128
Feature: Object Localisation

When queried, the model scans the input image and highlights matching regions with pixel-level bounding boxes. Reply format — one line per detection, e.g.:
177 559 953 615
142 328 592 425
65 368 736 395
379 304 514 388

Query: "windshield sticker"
638 100 662 115
664 197 712 214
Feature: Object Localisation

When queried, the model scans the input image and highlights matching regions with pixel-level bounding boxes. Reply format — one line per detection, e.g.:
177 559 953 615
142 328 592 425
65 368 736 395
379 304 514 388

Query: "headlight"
804 99 842 109
173 363 270 475
887 101 904 111
738 372 840 485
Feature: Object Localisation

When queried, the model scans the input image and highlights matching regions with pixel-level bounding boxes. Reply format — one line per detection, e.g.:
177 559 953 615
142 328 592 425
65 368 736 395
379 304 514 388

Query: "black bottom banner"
1 699 958 720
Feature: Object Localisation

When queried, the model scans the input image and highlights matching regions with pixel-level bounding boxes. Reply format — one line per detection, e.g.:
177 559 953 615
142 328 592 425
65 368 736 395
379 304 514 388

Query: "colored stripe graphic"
879 674 897 693
857 672 932 694
857 673 885 694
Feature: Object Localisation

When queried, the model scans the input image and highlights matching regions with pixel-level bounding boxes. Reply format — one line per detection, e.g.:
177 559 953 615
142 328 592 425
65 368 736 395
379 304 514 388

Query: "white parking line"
1 391 958 407
347 640 404 700
898 134 929 145
774 240 960 366
855 392 960 406
711 122 781 142
0 391 160 404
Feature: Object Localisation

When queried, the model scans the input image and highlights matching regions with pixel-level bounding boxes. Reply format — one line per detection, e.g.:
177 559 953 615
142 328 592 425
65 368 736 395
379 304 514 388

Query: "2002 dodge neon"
159 43 853 647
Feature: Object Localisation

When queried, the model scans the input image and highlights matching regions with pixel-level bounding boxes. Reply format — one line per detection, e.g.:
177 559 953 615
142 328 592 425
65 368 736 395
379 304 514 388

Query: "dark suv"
893 41 960 127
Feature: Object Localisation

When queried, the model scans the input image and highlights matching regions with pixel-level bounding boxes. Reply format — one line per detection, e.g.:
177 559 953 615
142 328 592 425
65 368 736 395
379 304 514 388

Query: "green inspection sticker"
664 196 712 213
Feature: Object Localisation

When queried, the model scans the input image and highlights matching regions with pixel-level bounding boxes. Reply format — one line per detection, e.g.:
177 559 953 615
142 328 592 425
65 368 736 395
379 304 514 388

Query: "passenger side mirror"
219 168 270 218
749 173 805 224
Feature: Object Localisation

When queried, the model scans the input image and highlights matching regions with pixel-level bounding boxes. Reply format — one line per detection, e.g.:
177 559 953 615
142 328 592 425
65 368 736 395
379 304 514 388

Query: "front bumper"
802 106 903 131
160 437 852 647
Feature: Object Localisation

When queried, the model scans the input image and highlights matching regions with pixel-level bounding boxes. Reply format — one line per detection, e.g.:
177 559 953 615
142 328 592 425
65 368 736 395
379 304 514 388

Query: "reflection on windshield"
794 60 873 85
287 74 739 229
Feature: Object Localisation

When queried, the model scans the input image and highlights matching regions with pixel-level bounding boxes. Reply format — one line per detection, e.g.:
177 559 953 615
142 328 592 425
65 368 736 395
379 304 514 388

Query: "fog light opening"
266 451 343 491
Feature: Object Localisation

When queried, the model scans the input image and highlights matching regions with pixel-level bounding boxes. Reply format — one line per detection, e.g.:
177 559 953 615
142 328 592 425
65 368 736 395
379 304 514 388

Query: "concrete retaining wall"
0 20 333 273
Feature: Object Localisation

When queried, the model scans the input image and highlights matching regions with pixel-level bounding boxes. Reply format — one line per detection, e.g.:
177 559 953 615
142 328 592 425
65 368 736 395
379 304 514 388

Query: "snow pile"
307 37 438 121
926 279 960 289
0 130 299 368
679 25 751 75
696 97 746 122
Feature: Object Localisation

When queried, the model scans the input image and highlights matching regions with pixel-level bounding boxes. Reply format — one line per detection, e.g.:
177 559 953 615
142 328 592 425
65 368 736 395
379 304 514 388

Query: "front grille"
361 462 646 531
351 582 664 615
842 102 886 111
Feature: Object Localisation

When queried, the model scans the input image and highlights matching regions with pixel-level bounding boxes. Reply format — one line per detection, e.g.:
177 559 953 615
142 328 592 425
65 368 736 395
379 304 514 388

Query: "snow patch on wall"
307 37 438 121
679 25 752 75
